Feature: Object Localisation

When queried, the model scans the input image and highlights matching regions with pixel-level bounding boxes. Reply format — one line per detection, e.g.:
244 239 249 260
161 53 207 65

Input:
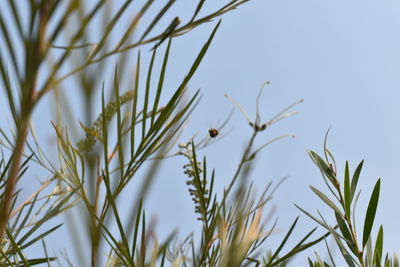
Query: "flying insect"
208 128 219 138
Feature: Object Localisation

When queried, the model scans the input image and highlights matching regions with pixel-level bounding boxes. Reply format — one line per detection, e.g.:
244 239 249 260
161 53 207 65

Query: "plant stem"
0 0 51 240
222 131 257 205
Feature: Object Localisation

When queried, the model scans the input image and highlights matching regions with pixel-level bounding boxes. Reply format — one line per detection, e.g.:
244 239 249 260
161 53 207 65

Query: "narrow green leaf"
47 2 78 45
87 0 135 61
101 82 109 178
41 238 51 267
20 224 63 250
324 237 337 267
362 178 381 248
335 212 357 255
374 225 384 265
131 51 140 158
191 0 206 22
131 199 143 258
102 171 132 264
294 204 328 230
140 211 146 266
344 161 351 219
26 257 57 266
366 234 373 266
39 0 107 97
350 160 364 202
139 0 176 42
114 65 125 181
310 186 344 218
151 39 171 126
141 20 221 144
142 47 157 139
0 66 18 124
326 225 357 267
14 195 39 239
116 0 154 50
7 0 24 39
5 228 29 266
308 151 337 186
270 227 324 266
160 247 166 267
101 224 131 266
268 217 299 265
16 189 77 247
0 11 20 78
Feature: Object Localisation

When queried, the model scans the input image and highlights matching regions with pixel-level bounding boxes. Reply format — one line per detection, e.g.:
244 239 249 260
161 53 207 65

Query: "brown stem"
0 0 51 240
0 120 29 239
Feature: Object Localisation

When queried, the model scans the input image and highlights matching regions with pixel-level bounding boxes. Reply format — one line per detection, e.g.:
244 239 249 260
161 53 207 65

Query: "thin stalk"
222 131 257 205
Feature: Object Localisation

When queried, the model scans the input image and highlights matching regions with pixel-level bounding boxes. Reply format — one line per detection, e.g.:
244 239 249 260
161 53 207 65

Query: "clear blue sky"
1 0 400 265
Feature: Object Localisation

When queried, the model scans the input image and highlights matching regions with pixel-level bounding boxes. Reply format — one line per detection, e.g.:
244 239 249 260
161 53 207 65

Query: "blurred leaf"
394 253 399 267
142 47 157 139
130 51 140 158
151 39 172 126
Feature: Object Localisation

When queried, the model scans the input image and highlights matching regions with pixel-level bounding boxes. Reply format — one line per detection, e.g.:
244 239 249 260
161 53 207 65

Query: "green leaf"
139 0 176 42
151 38 171 126
131 199 143 258
373 225 384 265
268 217 299 265
5 228 29 266
335 211 356 255
310 186 344 218
130 51 140 158
114 65 125 181
142 47 157 139
362 178 381 248
365 232 373 265
326 224 357 267
86 0 134 61
350 160 364 202
19 224 63 250
308 151 337 186
344 161 351 219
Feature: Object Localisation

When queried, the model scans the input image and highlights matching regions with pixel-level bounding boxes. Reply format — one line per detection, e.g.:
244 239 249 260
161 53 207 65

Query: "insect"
208 128 219 138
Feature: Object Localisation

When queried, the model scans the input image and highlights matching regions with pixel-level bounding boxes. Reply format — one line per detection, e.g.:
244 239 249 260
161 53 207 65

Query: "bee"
208 128 219 138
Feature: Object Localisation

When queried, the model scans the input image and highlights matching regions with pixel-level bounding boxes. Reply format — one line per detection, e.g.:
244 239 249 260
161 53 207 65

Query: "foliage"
0 0 395 266
300 132 398 267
